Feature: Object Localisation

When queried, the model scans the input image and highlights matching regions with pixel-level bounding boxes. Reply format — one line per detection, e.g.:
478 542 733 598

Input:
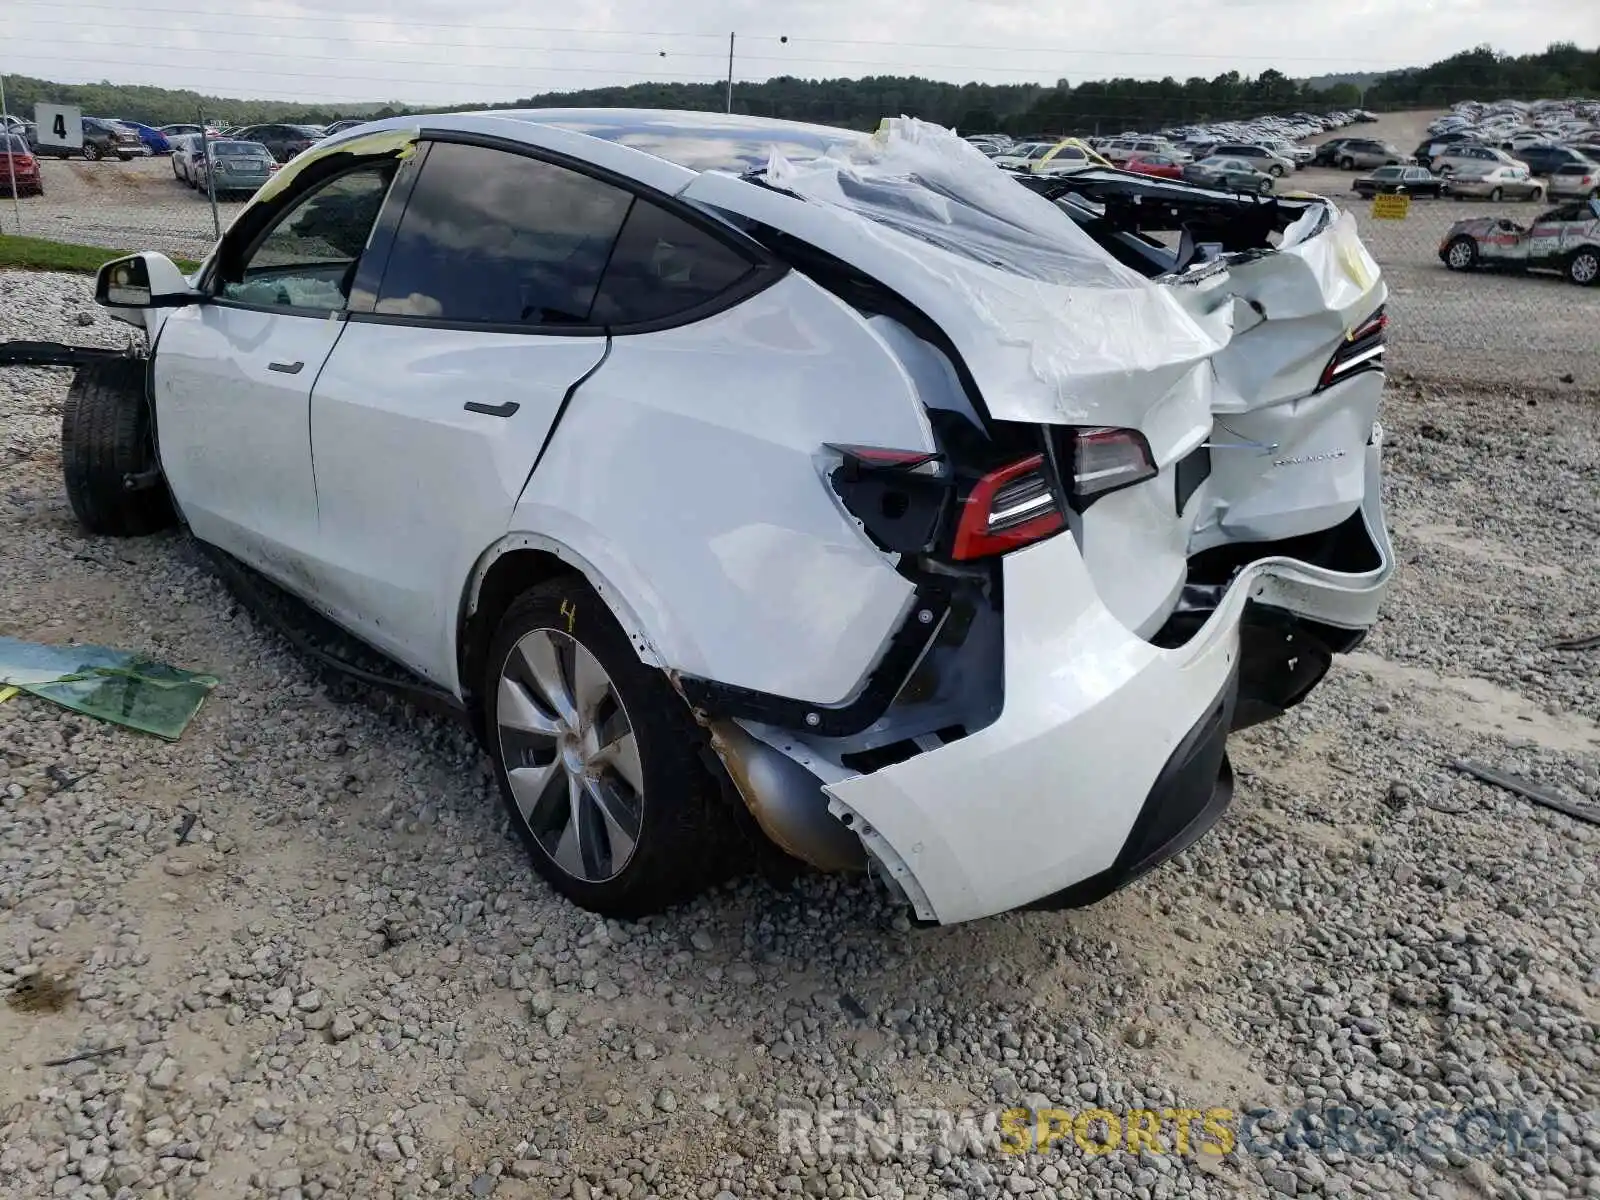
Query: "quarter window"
588 198 754 326
218 164 395 311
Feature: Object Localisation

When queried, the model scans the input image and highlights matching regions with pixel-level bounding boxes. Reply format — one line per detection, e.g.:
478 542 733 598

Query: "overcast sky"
5 0 1597 106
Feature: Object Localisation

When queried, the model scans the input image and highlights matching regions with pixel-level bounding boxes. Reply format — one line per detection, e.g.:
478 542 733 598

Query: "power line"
6 0 1424 66
4 30 1247 80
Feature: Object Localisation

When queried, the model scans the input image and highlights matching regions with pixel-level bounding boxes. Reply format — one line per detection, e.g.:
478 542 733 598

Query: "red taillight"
951 454 1064 560
1317 307 1387 392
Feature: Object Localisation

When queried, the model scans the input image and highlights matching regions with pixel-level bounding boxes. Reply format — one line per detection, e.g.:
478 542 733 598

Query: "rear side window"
376 141 632 325
588 199 754 326
375 140 758 329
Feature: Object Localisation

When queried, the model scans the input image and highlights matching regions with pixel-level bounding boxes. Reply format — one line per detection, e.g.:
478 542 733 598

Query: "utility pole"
0 73 21 235
725 33 735 114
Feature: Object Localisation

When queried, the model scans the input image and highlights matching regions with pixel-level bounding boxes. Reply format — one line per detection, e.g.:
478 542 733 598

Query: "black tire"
1258 178 1272 193
60 358 176 537
484 577 738 918
82 143 102 162
1568 248 1600 287
1489 187 1503 202
1338 156 1354 170
1444 236 1478 272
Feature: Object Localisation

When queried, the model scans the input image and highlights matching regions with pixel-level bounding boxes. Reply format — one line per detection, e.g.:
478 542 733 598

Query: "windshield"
289 125 325 137
3 134 28 153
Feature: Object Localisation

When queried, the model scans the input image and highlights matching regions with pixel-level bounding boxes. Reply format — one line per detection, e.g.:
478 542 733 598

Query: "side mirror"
94 252 201 309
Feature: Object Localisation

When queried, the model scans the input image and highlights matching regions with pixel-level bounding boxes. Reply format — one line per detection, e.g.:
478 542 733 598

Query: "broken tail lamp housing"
1316 306 1387 393
828 429 1157 563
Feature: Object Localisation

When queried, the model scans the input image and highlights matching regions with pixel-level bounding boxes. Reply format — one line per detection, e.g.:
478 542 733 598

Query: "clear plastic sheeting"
760 117 1226 422
0 637 218 741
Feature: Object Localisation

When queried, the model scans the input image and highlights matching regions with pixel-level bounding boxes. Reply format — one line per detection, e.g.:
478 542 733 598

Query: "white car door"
302 140 626 685
152 162 397 582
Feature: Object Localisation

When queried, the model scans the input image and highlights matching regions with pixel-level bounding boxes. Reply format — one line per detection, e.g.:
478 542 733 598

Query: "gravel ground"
1 269 1597 1200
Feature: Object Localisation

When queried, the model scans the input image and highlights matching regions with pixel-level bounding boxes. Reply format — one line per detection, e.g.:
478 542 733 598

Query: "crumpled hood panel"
681 119 1224 426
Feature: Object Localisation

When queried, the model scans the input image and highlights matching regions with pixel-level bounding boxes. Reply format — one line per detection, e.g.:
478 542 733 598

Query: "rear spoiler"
0 340 142 368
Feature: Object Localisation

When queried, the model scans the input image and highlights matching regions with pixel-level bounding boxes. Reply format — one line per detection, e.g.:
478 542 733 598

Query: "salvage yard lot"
0 254 1597 1200
7 108 1600 395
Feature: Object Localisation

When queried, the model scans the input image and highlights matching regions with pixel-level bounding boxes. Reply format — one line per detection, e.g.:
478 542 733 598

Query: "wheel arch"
456 530 692 733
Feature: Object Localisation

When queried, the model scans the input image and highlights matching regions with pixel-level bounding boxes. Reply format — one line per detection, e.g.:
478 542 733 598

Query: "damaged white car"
1 111 1394 924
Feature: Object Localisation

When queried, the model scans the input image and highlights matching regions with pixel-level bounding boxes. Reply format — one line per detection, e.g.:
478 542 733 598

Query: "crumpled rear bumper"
824 429 1394 925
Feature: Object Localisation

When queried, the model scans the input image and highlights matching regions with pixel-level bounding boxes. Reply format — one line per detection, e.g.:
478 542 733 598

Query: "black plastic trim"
1028 662 1238 910
677 585 952 737
0 341 142 368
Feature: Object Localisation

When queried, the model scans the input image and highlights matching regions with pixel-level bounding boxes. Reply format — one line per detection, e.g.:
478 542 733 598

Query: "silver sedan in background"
1445 165 1547 202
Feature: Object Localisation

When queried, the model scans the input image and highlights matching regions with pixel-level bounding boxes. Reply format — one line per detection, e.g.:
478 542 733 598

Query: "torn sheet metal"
711 117 1225 423
0 637 217 740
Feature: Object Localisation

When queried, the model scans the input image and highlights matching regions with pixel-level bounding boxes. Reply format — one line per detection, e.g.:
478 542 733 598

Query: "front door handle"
464 401 519 418
268 360 304 374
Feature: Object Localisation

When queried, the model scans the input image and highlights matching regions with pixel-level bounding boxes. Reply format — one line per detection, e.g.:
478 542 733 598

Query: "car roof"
410 108 866 175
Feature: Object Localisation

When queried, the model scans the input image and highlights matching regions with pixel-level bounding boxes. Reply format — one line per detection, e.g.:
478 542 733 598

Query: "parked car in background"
1209 143 1295 176
1548 161 1600 201
1122 151 1185 180
0 132 43 195
232 123 326 163
1261 138 1313 166
1184 156 1274 192
1411 132 1475 165
121 122 172 156
190 138 278 196
1102 136 1189 165
169 134 202 184
1328 139 1403 170
30 116 142 161
990 141 1056 170
1035 142 1111 175
1311 138 1357 166
1352 165 1445 198
1432 143 1528 177
1440 197 1600 285
322 119 368 136
1513 143 1597 178
1444 165 1546 202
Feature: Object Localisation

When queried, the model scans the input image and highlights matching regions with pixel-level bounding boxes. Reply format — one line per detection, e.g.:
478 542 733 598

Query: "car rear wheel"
1338 156 1354 170
1444 236 1478 271
61 358 177 537
485 578 740 918
1489 187 1503 202
1568 249 1600 287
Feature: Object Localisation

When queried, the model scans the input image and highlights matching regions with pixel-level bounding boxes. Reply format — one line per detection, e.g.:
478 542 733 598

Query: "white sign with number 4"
34 103 83 150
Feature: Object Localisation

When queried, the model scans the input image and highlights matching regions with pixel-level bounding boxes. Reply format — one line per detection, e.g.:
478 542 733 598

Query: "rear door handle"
268 360 304 374
464 401 519 418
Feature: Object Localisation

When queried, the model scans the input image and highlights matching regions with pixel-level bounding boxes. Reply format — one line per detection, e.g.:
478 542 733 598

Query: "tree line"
1 42 1593 135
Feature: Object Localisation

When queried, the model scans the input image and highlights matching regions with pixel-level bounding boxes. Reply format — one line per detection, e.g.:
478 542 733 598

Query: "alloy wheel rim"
1575 255 1599 284
1449 242 1472 268
495 627 643 883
